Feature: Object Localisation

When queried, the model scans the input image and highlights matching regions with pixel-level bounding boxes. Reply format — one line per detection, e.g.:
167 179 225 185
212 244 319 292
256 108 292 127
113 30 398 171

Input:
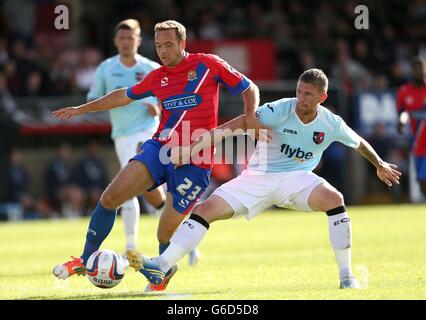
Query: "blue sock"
159 242 170 255
80 202 117 264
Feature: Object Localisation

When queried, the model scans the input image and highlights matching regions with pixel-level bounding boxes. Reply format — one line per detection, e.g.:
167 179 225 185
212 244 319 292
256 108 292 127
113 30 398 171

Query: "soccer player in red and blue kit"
396 57 426 196
51 20 262 291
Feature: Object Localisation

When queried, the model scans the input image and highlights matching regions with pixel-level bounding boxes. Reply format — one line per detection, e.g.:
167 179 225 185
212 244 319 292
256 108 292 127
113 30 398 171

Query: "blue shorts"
131 139 211 214
414 155 426 180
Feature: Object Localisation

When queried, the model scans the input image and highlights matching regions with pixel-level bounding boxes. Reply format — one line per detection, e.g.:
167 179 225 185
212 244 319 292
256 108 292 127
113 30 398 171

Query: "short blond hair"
154 20 186 41
298 68 329 93
115 19 141 36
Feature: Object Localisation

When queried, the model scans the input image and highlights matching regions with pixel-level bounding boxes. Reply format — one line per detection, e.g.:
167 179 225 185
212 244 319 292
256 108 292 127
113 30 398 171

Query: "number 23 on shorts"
176 177 202 208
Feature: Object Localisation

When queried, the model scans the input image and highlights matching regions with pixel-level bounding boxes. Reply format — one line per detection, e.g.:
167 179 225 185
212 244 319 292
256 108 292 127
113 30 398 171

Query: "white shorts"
113 131 154 168
213 169 326 220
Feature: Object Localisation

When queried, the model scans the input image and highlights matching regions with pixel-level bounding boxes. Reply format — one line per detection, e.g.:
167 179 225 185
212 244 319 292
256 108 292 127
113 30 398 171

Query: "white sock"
121 197 140 250
334 249 352 279
156 217 208 272
327 211 352 279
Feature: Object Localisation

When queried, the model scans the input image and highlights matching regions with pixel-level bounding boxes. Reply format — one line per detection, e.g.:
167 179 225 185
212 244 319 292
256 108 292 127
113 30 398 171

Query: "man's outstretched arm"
52 88 132 120
355 137 402 187
170 115 247 167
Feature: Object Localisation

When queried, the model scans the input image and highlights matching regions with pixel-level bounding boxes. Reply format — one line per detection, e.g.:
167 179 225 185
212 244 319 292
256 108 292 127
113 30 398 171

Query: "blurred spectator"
33 33 55 83
293 50 317 79
395 57 426 198
1 0 35 45
264 0 286 27
3 147 35 219
45 143 85 218
389 62 408 88
198 10 223 40
49 54 76 95
0 70 33 122
3 59 20 95
309 16 335 69
366 72 389 92
0 70 15 116
10 40 38 95
331 39 371 93
137 13 157 60
75 48 102 93
272 17 296 77
353 39 375 72
365 122 407 197
377 25 398 76
368 122 394 161
0 37 9 67
287 2 311 38
22 70 45 97
246 2 269 38
386 148 409 202
75 140 108 213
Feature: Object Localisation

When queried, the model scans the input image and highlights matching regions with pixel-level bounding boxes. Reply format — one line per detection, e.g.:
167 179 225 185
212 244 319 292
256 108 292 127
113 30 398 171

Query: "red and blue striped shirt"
126 52 252 168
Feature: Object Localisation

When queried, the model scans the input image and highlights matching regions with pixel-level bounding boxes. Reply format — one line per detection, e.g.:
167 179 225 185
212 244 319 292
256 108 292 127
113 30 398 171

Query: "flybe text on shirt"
280 144 313 160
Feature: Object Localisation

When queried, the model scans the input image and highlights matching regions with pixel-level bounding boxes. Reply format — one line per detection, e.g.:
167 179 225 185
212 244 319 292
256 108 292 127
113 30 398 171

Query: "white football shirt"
248 97 361 173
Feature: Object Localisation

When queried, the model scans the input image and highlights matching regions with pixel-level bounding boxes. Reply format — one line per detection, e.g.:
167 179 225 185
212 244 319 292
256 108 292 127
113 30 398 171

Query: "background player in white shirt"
87 19 201 264
134 69 402 289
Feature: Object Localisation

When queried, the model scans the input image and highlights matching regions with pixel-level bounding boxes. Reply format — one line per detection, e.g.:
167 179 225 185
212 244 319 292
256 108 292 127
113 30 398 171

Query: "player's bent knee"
333 190 345 205
100 191 120 210
322 191 345 212
309 184 345 212
191 201 208 216
192 200 227 223
191 201 213 220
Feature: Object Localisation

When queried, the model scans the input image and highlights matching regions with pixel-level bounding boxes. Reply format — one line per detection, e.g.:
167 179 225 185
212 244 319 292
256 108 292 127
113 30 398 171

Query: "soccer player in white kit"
87 19 200 265
133 69 402 289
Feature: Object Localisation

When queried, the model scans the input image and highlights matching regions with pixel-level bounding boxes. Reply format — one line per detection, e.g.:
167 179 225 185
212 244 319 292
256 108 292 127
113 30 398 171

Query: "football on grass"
86 249 126 288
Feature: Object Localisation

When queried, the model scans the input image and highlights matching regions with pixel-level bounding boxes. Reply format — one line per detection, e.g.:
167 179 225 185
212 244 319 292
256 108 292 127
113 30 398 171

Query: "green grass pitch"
1 204 425 300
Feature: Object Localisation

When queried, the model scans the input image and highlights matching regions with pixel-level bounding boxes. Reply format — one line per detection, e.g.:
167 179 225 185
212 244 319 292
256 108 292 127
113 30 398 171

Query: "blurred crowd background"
0 0 425 220
1 0 425 96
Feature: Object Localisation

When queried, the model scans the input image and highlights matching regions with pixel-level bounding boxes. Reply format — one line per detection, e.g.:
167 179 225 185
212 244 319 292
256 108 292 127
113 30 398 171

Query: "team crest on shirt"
135 72 145 81
187 70 197 81
313 131 325 145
